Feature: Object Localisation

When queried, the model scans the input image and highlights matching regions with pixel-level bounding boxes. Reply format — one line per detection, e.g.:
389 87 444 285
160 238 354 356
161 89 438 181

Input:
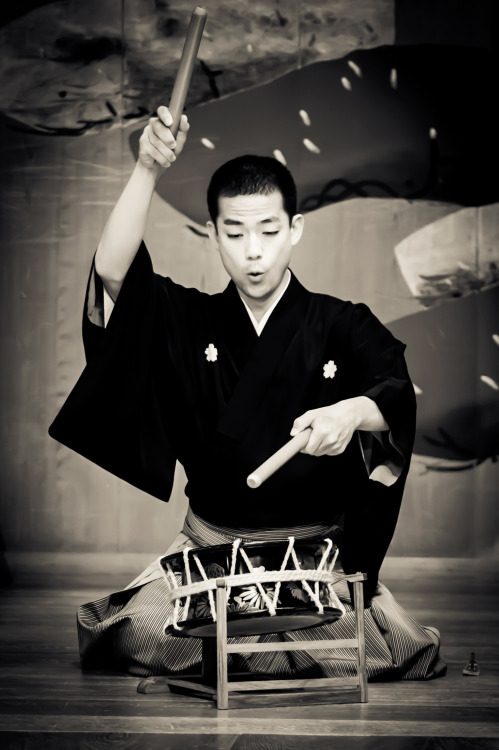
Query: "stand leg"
216 579 229 709
354 580 368 703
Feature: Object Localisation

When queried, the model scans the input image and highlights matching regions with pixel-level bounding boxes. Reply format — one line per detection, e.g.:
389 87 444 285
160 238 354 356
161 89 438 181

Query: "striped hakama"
78 509 446 681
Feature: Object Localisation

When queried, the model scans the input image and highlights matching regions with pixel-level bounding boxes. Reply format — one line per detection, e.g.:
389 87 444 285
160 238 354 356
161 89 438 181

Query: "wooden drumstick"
247 428 312 489
168 6 207 137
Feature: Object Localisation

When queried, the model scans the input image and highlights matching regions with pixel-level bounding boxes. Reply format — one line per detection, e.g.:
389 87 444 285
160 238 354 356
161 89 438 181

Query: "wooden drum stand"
138 571 368 710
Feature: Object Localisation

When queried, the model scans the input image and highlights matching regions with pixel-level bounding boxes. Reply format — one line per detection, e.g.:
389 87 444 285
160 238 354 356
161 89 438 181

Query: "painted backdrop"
0 0 497 561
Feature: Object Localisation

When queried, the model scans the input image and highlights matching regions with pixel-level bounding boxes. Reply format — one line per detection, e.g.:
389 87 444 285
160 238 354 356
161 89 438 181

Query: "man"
49 107 444 680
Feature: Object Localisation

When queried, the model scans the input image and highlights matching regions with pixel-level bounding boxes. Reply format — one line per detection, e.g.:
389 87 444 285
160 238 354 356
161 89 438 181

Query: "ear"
206 220 219 250
290 213 304 246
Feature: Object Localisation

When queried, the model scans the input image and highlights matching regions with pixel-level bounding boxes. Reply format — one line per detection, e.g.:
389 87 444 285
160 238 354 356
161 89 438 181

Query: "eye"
263 230 279 236
227 233 243 239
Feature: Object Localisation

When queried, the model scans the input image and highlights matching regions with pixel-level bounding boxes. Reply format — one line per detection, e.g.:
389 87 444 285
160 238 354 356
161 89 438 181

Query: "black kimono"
50 244 447 681
50 242 416 601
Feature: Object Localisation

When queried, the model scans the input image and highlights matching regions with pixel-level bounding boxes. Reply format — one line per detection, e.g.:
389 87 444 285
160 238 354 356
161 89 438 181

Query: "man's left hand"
290 397 387 456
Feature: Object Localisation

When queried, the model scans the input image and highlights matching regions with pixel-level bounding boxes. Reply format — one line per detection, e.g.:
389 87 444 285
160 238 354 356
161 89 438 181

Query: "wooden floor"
1 558 498 749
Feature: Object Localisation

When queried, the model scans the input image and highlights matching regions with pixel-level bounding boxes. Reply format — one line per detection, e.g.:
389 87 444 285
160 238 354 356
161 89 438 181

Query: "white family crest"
323 360 337 379
205 343 218 362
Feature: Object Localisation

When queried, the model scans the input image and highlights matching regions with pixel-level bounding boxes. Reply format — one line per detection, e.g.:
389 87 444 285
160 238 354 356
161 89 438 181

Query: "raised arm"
94 107 190 300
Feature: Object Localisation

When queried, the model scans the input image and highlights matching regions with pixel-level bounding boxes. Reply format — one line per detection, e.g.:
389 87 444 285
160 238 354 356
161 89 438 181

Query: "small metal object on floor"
463 651 480 676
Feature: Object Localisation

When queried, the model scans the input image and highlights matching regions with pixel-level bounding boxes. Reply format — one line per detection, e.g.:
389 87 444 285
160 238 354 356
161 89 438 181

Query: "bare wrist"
355 396 388 432
353 396 370 430
135 159 163 185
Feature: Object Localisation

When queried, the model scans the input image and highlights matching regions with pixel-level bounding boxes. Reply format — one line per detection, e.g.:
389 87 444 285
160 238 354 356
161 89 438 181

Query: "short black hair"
207 154 297 226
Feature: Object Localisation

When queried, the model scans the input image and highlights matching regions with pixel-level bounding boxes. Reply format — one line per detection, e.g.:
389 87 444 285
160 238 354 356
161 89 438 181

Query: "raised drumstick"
168 7 207 137
247 428 312 489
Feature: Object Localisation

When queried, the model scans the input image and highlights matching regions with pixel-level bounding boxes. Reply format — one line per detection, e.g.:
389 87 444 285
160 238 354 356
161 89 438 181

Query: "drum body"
160 539 344 637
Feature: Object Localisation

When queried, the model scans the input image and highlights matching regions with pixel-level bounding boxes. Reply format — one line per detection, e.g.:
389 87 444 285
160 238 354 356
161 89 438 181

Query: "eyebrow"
223 217 280 226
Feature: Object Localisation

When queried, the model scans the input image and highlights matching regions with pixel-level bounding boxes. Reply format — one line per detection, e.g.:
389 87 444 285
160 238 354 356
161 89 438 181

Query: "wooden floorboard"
0 735 497 750
1 561 498 748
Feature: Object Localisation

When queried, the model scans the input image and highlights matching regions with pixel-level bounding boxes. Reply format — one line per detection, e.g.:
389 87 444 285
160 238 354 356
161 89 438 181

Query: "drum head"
166 606 343 638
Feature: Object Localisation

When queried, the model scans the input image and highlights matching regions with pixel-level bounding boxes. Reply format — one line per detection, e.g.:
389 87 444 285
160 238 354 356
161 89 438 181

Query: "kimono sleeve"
340 304 416 603
48 242 177 502
350 303 417 486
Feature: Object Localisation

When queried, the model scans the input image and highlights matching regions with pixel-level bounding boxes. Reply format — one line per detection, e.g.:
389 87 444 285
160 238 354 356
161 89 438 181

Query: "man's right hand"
138 107 190 171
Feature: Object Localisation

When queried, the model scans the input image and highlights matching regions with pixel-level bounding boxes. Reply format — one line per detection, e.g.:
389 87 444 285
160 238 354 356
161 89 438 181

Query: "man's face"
207 191 304 311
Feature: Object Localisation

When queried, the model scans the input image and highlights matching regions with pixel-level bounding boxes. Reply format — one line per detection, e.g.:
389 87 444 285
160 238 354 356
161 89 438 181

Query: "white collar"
239 269 291 336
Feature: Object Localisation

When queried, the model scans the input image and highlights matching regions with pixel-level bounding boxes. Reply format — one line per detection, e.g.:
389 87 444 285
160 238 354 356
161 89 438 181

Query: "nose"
245 232 263 260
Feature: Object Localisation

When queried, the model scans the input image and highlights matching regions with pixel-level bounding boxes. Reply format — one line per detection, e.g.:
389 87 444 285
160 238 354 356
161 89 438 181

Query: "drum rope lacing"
161 537 346 631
